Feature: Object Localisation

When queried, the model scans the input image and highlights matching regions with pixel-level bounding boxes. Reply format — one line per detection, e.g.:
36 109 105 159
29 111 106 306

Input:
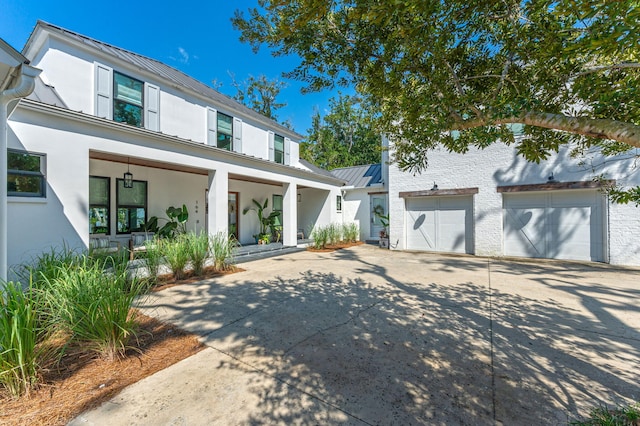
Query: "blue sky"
0 0 347 135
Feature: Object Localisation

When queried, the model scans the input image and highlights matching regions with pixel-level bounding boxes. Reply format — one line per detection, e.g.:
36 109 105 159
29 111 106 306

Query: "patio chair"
89 234 120 253
128 232 155 260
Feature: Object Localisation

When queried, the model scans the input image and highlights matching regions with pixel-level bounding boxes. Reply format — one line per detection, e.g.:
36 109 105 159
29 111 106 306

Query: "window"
116 179 147 233
217 112 233 150
274 134 285 164
114 71 144 127
337 195 342 212
89 176 110 234
7 149 46 197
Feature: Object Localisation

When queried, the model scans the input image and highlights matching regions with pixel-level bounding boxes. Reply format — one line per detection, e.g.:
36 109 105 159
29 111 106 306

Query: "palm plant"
242 198 280 242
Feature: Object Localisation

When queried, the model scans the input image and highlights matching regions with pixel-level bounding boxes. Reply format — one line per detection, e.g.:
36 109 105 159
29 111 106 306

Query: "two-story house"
2 21 344 279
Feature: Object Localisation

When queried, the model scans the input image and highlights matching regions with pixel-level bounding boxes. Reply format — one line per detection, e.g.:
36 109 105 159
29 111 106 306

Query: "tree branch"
575 62 640 77
451 111 640 149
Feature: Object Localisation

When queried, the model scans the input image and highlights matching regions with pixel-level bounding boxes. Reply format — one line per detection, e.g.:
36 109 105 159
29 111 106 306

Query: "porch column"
207 169 228 236
282 182 297 246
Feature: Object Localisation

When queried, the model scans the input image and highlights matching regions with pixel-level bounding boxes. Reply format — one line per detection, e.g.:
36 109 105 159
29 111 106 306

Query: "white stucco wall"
387 140 640 266
341 188 377 241
7 101 341 272
27 29 304 167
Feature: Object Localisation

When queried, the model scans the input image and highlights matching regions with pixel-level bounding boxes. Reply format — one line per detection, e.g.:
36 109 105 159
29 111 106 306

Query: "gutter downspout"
0 64 41 282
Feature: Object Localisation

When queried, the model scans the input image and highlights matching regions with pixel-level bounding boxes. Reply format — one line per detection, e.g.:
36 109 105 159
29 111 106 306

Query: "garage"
502 189 606 262
405 194 474 254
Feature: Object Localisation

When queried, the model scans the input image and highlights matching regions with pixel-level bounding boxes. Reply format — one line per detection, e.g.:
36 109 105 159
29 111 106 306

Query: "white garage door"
406 196 473 253
503 191 605 262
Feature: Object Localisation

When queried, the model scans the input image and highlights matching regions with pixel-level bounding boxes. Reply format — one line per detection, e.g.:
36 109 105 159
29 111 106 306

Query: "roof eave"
15 98 344 186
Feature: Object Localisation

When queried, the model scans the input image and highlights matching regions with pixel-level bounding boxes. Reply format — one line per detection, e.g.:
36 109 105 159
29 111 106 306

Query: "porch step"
233 244 305 264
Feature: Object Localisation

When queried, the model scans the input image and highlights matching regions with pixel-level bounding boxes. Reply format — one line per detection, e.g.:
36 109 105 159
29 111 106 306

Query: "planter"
379 238 389 248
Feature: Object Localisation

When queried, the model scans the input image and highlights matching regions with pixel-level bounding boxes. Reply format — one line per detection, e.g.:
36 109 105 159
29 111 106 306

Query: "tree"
233 1 640 203
231 73 288 121
300 93 380 169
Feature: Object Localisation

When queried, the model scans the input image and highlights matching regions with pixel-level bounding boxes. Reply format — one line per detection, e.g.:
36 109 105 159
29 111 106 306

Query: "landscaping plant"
571 402 640 426
142 236 163 284
209 231 234 271
162 235 191 280
43 258 146 361
242 198 280 242
310 226 329 249
0 281 52 397
187 232 210 276
342 222 359 242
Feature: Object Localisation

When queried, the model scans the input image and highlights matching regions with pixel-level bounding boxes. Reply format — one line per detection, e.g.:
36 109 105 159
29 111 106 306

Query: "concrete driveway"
70 245 640 425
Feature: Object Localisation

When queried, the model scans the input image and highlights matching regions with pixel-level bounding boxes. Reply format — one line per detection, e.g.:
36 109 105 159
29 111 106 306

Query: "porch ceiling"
89 151 311 188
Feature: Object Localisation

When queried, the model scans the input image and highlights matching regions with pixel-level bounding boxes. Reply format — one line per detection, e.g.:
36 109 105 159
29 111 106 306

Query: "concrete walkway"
69 245 640 425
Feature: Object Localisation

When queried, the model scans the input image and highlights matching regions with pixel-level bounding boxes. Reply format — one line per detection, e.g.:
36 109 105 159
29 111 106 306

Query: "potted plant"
243 198 280 245
375 210 390 249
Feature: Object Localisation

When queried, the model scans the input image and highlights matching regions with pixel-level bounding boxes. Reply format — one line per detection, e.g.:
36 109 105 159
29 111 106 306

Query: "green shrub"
18 245 79 291
43 259 145 361
571 402 640 426
310 226 329 249
209 232 234 271
342 222 359 242
187 232 210 276
327 223 341 245
162 235 190 280
87 247 130 276
140 237 163 285
0 282 52 397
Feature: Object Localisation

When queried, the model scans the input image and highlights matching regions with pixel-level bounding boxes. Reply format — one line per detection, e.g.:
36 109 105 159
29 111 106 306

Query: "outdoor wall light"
124 158 133 188
297 193 302 202
431 182 438 190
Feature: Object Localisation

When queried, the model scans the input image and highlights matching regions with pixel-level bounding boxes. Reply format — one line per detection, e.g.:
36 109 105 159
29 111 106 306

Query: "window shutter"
284 137 291 165
145 83 160 131
233 118 243 153
95 63 112 119
268 131 275 161
206 107 217 145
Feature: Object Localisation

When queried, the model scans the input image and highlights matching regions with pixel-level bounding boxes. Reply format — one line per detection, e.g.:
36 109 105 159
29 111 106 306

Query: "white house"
382 137 640 267
331 164 387 242
1 21 345 280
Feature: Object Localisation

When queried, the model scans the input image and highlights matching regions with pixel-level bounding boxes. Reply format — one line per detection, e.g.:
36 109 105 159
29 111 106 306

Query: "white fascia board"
16 99 343 186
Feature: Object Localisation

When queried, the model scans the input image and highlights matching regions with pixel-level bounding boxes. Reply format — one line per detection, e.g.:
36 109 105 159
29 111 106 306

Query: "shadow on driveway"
133 246 640 425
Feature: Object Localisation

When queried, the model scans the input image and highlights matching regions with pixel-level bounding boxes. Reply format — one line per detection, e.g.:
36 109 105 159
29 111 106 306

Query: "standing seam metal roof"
31 21 302 140
330 164 383 188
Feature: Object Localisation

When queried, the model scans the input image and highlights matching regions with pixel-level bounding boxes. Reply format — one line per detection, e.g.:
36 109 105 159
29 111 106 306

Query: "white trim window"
114 71 144 127
274 134 285 164
217 112 233 150
94 63 160 131
7 149 46 198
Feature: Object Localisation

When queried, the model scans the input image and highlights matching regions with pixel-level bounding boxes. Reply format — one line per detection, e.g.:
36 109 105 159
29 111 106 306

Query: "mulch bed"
0 266 247 426
306 241 364 252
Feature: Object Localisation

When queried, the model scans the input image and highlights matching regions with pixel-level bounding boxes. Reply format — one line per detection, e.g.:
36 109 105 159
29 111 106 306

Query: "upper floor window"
7 149 46 197
217 112 233 150
274 134 285 164
114 71 144 127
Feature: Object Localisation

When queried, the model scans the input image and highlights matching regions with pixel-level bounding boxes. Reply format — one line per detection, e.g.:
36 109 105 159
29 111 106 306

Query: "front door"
370 194 387 238
228 192 239 240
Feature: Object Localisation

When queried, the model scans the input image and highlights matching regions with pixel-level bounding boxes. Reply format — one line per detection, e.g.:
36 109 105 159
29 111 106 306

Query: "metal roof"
298 158 336 179
29 21 302 140
26 76 67 108
330 164 383 188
